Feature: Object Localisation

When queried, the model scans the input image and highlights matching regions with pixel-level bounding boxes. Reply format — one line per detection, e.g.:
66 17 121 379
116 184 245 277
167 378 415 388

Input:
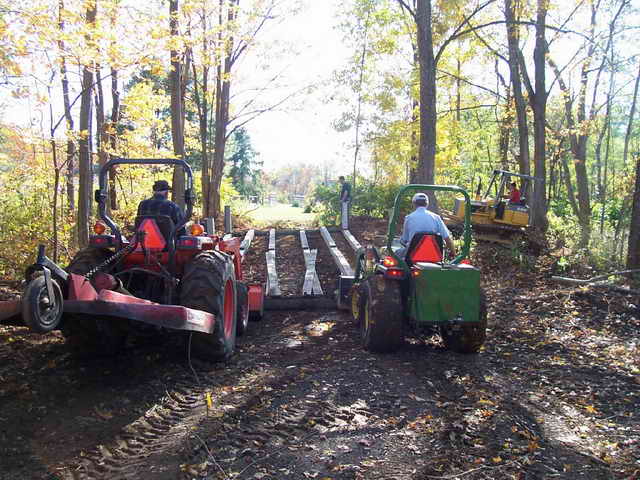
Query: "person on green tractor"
397 192 456 259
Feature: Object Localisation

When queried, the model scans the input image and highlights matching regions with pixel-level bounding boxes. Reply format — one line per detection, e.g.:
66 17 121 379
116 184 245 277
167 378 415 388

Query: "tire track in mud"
61 373 213 479
59 356 274 480
57 311 347 480
177 316 388 480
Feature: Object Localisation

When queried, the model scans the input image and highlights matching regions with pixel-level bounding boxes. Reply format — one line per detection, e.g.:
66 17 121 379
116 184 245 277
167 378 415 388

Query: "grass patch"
246 203 318 229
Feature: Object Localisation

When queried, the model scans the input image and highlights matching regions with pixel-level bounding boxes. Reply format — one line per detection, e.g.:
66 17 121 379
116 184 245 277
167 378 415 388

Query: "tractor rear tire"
62 248 128 356
359 275 404 353
236 282 249 336
180 252 237 361
440 289 487 354
67 247 112 275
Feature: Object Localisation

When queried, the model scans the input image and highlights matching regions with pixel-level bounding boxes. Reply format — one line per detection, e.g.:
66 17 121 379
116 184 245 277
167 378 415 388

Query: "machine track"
64 378 210 480
55 308 376 480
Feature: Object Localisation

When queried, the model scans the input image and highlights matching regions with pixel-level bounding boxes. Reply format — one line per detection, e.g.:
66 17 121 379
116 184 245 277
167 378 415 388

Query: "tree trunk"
108 5 120 211
76 1 97 248
409 39 419 182
169 0 185 208
627 156 640 273
530 0 548 231
415 0 438 211
50 139 60 263
496 65 511 170
95 66 110 212
208 0 238 221
353 9 370 191
623 59 640 169
504 0 530 176
58 0 75 212
193 60 211 218
210 61 231 220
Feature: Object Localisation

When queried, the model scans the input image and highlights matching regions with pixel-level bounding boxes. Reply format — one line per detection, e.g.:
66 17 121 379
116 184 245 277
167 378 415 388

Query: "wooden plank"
302 250 323 296
299 230 310 250
203 218 215 235
239 229 255 259
268 228 276 250
224 206 232 233
236 227 342 237
302 250 316 295
342 229 362 252
310 251 323 295
265 250 281 297
320 227 354 276
320 227 337 248
300 230 323 295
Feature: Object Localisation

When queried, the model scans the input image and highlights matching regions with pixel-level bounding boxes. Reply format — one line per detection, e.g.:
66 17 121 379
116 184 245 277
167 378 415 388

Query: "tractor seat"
405 232 443 266
133 215 175 251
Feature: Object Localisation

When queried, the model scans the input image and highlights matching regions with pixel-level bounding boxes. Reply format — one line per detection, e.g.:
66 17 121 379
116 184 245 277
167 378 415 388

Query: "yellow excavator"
444 169 536 244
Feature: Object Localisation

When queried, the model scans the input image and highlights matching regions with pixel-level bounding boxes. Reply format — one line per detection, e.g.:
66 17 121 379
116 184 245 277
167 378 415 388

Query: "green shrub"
312 180 404 225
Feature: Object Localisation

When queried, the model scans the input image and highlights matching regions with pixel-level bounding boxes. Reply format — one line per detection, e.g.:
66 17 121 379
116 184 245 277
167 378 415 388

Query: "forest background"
0 0 638 281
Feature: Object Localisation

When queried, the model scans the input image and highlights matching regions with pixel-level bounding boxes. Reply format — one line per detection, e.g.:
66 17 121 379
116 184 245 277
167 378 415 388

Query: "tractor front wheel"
440 290 487 354
180 252 237 361
22 275 63 333
359 275 404 353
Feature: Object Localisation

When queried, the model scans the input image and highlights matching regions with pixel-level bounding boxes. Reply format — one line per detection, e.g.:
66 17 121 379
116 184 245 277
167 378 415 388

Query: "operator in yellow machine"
396 193 456 259
506 182 521 203
496 182 522 219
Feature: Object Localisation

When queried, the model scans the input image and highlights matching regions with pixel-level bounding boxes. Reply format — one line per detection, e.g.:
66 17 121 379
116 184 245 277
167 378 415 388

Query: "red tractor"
2 158 264 360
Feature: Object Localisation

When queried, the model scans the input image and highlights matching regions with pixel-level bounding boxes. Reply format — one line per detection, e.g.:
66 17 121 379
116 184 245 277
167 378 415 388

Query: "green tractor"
350 184 487 353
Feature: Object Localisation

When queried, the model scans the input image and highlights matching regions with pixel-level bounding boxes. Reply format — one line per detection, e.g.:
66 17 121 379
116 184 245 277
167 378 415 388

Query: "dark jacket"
137 194 185 234
340 182 352 202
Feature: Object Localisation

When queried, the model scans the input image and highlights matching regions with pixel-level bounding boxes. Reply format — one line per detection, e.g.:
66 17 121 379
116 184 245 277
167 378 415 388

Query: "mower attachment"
63 273 216 334
0 300 21 325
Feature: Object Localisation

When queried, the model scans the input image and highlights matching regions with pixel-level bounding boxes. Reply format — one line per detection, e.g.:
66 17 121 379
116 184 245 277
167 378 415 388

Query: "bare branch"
395 0 415 18
437 69 504 99
435 0 498 66
437 104 497 117
226 86 307 140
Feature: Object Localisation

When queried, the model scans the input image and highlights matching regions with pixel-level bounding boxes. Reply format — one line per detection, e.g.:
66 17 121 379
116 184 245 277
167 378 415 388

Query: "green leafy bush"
312 180 404 225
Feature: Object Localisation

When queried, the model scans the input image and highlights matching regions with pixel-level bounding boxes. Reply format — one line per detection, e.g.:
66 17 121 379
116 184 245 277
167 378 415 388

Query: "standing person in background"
338 176 352 230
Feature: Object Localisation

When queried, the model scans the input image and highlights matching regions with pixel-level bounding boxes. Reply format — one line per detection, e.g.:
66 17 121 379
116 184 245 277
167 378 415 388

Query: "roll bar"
95 157 195 248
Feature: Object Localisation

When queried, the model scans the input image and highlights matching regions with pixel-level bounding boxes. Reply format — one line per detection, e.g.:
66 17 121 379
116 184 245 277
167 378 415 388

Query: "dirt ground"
0 219 638 480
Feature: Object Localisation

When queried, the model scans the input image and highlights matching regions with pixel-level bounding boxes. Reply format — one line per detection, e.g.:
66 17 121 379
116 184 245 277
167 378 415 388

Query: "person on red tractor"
137 180 185 235
397 192 456 259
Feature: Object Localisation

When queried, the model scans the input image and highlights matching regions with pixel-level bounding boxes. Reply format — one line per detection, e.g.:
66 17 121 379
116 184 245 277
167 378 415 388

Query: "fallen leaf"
94 407 113 420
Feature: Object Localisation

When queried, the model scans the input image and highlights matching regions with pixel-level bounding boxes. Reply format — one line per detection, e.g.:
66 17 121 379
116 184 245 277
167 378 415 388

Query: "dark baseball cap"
152 180 171 191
